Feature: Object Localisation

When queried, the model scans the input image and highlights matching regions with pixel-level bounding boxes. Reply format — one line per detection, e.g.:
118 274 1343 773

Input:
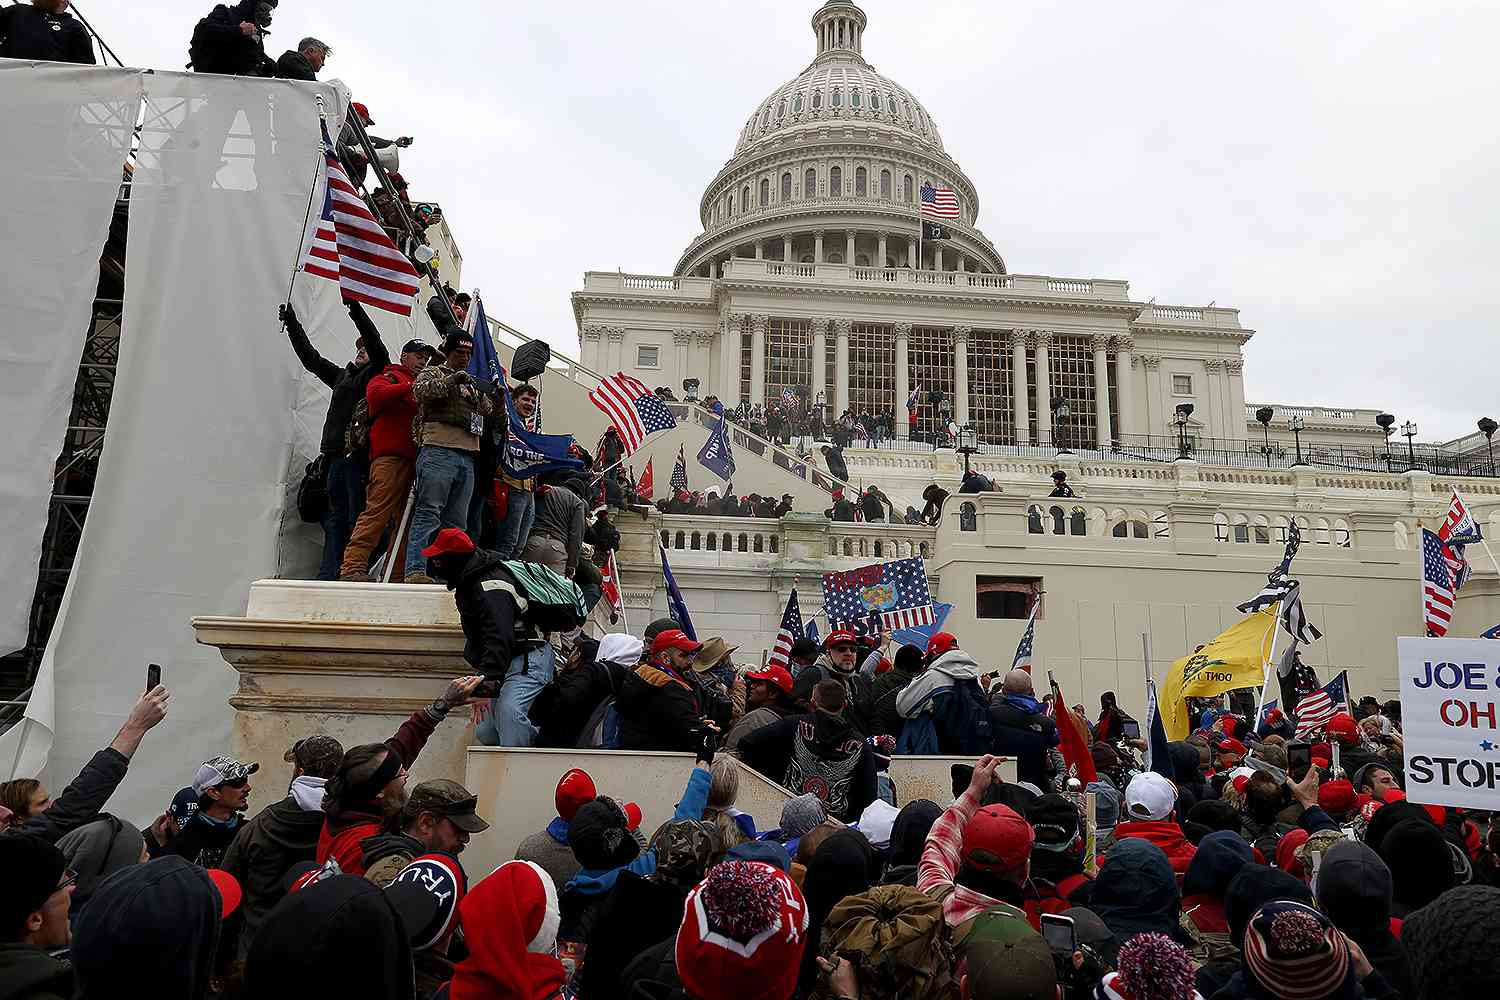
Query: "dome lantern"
813 2 868 61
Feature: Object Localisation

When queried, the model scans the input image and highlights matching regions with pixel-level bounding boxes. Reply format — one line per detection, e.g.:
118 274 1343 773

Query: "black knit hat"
0 833 67 938
1402 885 1500 998
1026 794 1080 852
568 796 640 871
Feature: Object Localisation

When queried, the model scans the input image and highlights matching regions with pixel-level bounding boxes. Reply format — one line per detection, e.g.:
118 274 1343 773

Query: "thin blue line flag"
659 543 697 640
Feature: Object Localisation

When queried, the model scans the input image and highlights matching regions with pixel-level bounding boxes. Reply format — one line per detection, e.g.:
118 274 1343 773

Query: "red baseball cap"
1318 779 1357 814
651 629 702 656
1213 736 1247 758
623 802 643 831
1265 707 1284 725
421 527 475 559
206 869 242 919
960 804 1034 875
824 630 857 649
1325 713 1359 743
745 665 794 695
555 768 597 822
351 101 374 124
926 632 959 658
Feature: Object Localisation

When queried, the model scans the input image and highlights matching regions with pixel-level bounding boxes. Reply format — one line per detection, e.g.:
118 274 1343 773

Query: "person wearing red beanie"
1318 779 1358 822
674 861 810 1000
447 860 564 1000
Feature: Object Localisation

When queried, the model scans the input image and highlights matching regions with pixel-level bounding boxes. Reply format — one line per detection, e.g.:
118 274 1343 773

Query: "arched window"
660 530 670 548
1333 519 1352 548
960 502 978 532
898 100 907 119
1070 507 1087 536
1253 516 1271 544
706 533 716 551
829 166 842 196
1050 506 1066 535
804 167 816 198
777 99 786 119
855 166 867 196
741 186 750 212
903 175 914 203
753 534 764 553
1028 505 1044 534
880 169 891 199
724 193 732 217
738 533 749 553
1214 513 1230 542
674 530 685 548
871 91 881 111
812 90 822 110
690 531 701 550
759 178 769 207
832 87 842 108
873 540 883 558
1233 514 1250 543
851 89 861 108
781 172 792 200
793 94 803 114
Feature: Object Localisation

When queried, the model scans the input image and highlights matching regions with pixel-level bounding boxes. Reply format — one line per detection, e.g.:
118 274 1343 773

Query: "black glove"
693 728 719 765
279 303 295 326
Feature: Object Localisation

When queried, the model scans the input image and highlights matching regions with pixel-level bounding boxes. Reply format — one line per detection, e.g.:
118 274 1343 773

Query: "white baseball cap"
192 755 258 796
1124 771 1177 821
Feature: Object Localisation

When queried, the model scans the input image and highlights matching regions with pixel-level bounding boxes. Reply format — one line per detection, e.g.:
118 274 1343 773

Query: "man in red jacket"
1110 771 1197 880
340 338 435 582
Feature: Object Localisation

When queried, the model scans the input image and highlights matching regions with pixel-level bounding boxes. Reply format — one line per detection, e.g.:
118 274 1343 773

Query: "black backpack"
295 455 327 523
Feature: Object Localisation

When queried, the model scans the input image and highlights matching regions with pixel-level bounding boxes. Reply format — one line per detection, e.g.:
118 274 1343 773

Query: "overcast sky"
95 1 1498 442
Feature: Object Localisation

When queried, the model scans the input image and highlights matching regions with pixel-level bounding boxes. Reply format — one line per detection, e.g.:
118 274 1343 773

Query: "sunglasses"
219 778 250 790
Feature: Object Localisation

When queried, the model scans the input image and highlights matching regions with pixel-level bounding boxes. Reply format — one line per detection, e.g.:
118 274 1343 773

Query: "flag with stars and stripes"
1422 527 1456 637
920 182 959 220
669 446 689 494
821 557 934 632
1438 490 1482 590
589 372 677 454
1279 582 1323 645
1237 521 1304 614
767 589 804 670
1292 670 1350 739
301 123 421 315
1012 605 1038 673
780 386 799 406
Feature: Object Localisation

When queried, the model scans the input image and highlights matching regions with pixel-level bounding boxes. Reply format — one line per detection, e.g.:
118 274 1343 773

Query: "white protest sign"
1396 637 1500 810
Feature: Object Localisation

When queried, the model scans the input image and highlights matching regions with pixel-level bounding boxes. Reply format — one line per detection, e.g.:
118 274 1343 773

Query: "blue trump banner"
698 414 736 482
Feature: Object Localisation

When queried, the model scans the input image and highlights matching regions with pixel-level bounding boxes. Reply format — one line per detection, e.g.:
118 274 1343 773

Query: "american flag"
1293 670 1349 739
600 551 624 624
1012 605 1037 673
821 556 934 632
780 386 799 406
301 124 421 315
768 589 804 670
1421 527 1456 637
588 373 677 454
670 446 689 493
919 182 959 220
1438 489 1482 589
907 386 923 413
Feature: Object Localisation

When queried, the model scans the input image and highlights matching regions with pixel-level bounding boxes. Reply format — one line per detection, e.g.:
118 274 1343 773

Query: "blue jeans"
495 486 536 560
404 446 475 577
318 454 365 581
474 644 556 747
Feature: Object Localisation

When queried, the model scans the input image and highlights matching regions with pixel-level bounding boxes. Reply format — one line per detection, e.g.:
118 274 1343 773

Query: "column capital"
1009 328 1029 347
845 229 858 238
1139 354 1162 370
833 318 853 336
1204 358 1224 373
726 312 746 327
694 330 715 348
810 316 832 333
1225 359 1244 376
581 325 604 342
1113 333 1135 352
1031 328 1054 348
672 329 694 346
814 229 826 239
893 321 913 339
750 313 770 332
1090 333 1112 352
951 325 972 343
606 327 626 343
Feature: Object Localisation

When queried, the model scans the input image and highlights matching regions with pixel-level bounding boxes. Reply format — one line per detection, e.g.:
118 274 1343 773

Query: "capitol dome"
675 1 1004 277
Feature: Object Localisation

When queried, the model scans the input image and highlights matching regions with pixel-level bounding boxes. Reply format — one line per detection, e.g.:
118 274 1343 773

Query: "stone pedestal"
193 580 476 796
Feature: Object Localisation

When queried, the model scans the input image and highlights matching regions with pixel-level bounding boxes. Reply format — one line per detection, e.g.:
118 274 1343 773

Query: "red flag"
600 551 624 625
1050 677 1098 785
636 459 654 501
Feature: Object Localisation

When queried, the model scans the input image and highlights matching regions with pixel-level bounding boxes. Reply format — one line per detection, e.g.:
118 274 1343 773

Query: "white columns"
754 241 764 260
956 252 967 273
1202 359 1225 440
1114 335 1136 439
1225 359 1246 441
811 317 829 407
878 233 888 267
1010 329 1030 445
607 328 625 373
783 235 793 262
749 313 768 406
1139 354 1162 432
694 330 714 394
1092 334 1112 448
845 230 856 264
894 322 912 439
834 318 851 416
934 245 944 272
720 314 742 406
814 230 825 263
907 236 917 268
1034 330 1053 446
673 329 692 383
953 326 971 427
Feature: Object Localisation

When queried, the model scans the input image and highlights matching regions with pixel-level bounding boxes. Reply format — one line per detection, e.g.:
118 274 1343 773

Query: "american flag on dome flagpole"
301 123 421 315
1292 670 1349 739
821 556 935 632
1421 527 1456 637
588 373 677 455
767 589 804 670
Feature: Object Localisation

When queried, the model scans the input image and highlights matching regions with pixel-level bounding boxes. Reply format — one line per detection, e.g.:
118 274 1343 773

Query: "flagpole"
1415 519 1430 636
1254 601 1285 720
381 483 418 584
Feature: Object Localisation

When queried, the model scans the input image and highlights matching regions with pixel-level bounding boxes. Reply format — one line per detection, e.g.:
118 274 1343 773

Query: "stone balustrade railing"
721 259 1134 301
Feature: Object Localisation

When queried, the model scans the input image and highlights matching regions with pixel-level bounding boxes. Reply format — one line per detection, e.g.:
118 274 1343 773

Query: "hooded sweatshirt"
247 875 417 1000
448 861 565 1000
883 799 943 886
1195 864 1315 999
70 857 221 1000
220 780 329 960
894 650 991 756
1111 818 1197 878
0 942 72 1000
1379 818 1456 917
1088 838 1191 947
1316 841 1414 998
55 816 145 917
1181 831 1255 933
562 767 711 903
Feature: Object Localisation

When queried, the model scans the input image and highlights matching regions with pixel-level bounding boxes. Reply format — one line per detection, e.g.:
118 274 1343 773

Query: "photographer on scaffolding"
188 0 277 77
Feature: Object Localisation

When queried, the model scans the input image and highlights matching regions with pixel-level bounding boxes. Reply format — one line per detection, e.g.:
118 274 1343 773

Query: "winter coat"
360 831 424 888
274 49 317 80
1195 863 1316 998
366 364 421 462
317 708 441 873
285 302 389 457
866 661 922 738
894 650 992 755
1316 840 1414 999
70 857 221 1000
1089 838 1192 947
247 875 420 1000
618 936 683 1000
189 1 272 76
615 659 729 753
10 748 128 845
150 811 245 869
56 817 145 917
881 800 942 887
791 656 873 734
572 871 687 1000
736 712 877 823
413 363 493 452
0 4 93 63
988 693 1060 788
219 787 328 960
530 657 629 749
723 701 797 750
0 942 71 1000
529 485 586 576
449 549 536 680
1180 831 1255 964
514 818 581 895
1111 819 1198 879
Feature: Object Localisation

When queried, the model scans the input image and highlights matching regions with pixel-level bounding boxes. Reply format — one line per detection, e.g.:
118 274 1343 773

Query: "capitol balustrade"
720 258 1133 302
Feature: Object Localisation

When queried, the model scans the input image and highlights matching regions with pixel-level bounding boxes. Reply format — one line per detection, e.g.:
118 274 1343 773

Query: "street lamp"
814 390 828 442
1402 420 1418 469
1255 406 1275 465
1479 417 1498 475
1288 415 1306 466
957 423 978 476
1051 398 1071 455
1376 413 1395 472
1174 403 1195 460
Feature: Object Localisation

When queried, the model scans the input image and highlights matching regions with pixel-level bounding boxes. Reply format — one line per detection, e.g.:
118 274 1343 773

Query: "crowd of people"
3 625 1498 1000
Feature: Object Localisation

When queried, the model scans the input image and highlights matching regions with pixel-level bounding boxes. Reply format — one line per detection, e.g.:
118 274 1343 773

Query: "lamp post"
957 423 978 477
1288 415 1305 466
1376 413 1395 472
1402 420 1418 469
1051 398 1071 455
1174 403 1195 460
815 390 827 442
1255 406 1275 466
1479 417 1497 475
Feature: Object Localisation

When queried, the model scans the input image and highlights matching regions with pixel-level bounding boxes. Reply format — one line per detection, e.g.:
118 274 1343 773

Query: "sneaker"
405 572 436 585
339 571 374 583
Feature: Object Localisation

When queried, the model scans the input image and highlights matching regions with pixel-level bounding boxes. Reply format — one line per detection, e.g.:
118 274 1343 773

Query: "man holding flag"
1158 608 1280 740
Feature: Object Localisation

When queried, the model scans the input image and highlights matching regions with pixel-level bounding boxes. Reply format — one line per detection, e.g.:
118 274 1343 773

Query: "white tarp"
0 65 143 655
1396 636 1500 810
0 69 344 818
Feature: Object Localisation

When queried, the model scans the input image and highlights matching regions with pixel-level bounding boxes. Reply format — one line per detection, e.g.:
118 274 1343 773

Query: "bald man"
988 668 1059 788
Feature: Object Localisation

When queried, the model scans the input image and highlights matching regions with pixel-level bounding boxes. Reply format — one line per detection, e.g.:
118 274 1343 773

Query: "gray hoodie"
894 650 983 718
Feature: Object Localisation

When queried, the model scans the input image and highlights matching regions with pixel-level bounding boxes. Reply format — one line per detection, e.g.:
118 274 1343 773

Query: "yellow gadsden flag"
1158 608 1279 740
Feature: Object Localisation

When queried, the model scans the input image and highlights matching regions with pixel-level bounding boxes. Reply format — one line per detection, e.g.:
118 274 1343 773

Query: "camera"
254 1 278 29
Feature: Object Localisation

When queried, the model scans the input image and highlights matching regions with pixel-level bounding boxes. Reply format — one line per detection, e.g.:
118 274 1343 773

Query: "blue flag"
697 414 736 482
659 543 696 640
890 602 954 650
466 292 503 386
804 618 820 645
1145 677 1174 778
1483 623 1500 639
